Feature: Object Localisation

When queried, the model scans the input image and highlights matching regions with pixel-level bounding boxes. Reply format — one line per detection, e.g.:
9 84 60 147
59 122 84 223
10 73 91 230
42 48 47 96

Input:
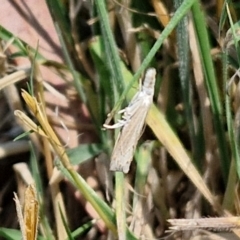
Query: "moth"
103 68 156 173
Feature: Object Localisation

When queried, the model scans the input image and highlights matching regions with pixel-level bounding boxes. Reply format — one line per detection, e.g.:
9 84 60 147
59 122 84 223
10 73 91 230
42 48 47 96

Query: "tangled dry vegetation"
0 0 240 240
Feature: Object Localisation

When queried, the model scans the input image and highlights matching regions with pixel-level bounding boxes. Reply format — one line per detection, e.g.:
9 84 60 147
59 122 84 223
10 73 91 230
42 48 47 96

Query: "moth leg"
118 108 127 114
103 106 132 129
103 122 124 129
103 123 117 129
118 105 134 115
103 119 127 129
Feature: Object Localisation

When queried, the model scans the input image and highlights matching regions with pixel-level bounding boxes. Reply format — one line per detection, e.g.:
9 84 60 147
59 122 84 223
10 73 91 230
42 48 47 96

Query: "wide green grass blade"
192 1 229 183
0 228 22 240
95 0 125 102
174 0 201 167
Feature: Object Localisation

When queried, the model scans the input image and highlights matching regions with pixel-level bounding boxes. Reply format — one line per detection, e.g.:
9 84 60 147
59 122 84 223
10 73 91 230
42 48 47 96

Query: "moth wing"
110 99 151 173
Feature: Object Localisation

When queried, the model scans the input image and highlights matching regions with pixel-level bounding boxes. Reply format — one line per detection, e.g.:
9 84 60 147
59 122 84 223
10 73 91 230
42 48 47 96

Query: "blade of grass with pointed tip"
13 130 33 141
0 25 44 60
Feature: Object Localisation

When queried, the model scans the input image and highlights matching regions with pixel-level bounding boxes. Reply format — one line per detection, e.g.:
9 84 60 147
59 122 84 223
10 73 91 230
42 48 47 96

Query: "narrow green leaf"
59 204 74 240
0 228 22 240
192 1 229 183
66 143 105 165
95 0 125 101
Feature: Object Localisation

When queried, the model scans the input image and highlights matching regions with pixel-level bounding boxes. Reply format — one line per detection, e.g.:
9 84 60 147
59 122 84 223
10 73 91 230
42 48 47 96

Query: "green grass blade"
70 220 94 239
0 228 22 240
89 37 112 124
45 0 73 52
174 0 202 167
192 1 229 183
0 25 45 60
63 143 104 165
114 172 127 240
95 0 125 100
59 204 74 240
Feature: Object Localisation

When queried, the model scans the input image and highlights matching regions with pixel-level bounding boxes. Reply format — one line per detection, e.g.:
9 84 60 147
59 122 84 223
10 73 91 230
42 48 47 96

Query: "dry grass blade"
18 89 72 170
24 184 39 240
168 217 240 231
14 110 48 138
14 192 26 240
0 69 30 91
14 184 39 240
0 141 29 159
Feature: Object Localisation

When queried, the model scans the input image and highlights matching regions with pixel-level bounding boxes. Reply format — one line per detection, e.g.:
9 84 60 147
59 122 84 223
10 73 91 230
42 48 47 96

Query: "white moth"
103 68 156 173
